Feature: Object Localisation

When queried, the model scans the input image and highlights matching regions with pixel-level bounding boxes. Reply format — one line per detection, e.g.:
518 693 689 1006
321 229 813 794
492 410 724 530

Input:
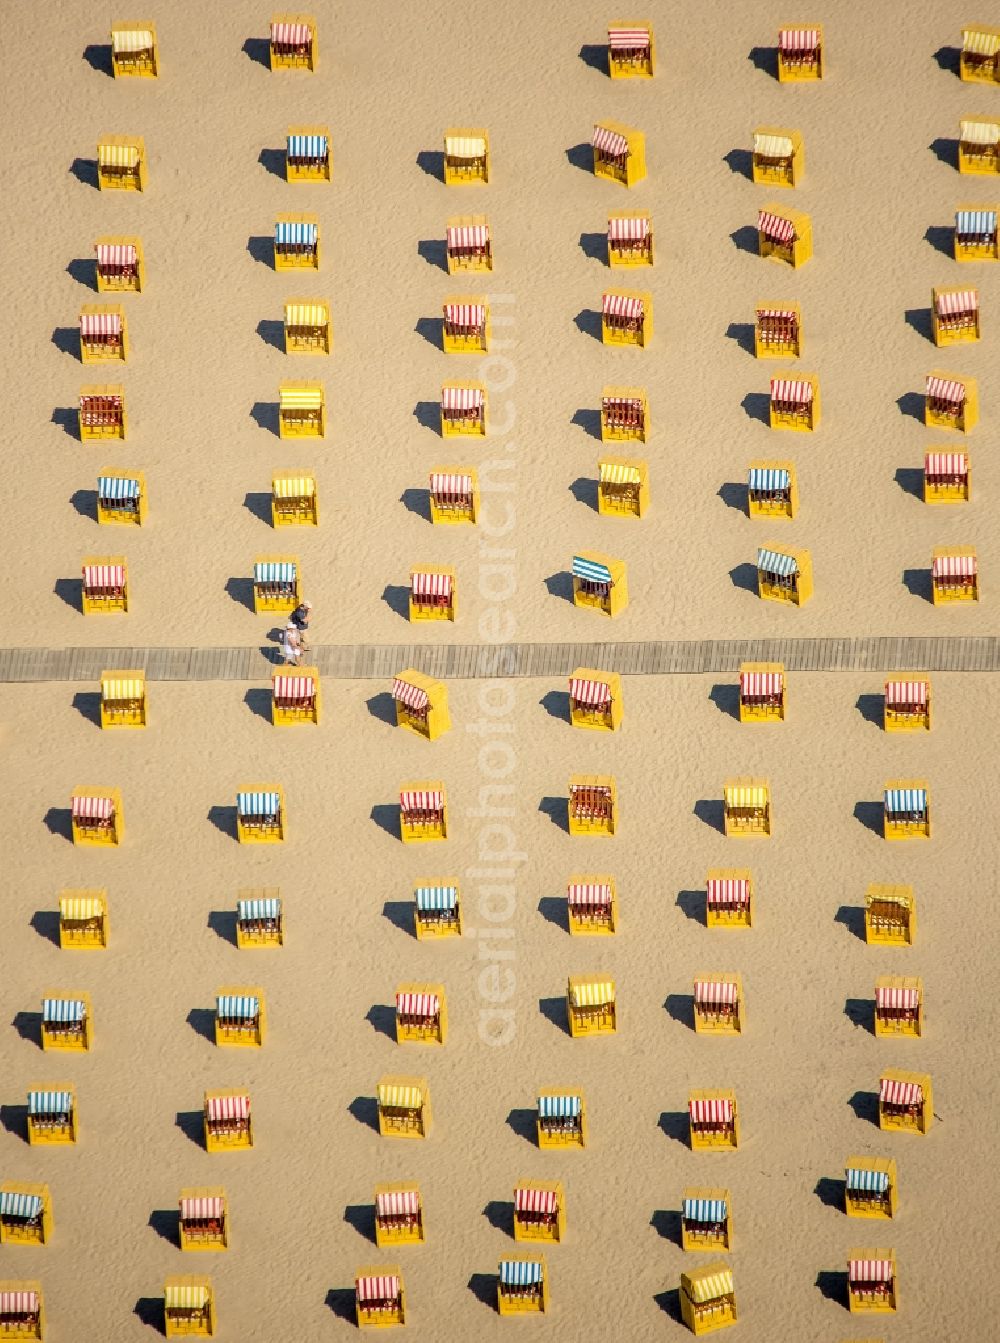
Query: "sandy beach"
4 673 1000 1340
2 1 999 1338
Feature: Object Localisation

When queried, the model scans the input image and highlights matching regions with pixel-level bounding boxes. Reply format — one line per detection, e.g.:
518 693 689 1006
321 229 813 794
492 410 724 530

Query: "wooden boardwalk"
3 637 1000 682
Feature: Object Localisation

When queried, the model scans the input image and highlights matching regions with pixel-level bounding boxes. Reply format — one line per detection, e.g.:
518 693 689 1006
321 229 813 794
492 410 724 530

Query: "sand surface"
2 1 999 1339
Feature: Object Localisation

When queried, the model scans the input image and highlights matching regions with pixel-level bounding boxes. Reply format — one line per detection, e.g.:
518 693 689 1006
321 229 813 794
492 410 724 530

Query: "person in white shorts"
281 622 303 666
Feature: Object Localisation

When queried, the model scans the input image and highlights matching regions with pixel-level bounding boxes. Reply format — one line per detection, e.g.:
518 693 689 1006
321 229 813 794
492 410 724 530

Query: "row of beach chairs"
78 210 1000 297
82 664 937 734
60 774 939 846
0 1249 907 1332
101 20 1000 89
45 872 923 947
11 967 929 1052
83 111 1000 195
64 533 986 620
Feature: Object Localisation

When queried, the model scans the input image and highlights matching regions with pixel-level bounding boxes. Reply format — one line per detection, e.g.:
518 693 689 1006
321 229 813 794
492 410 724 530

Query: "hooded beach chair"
865 884 915 946
446 217 492 270
429 470 478 524
376 1077 431 1138
568 670 622 731
777 25 823 80
513 1183 564 1242
236 789 285 842
688 1090 739 1149
394 985 446 1044
214 990 266 1047
235 891 283 947
79 306 127 363
600 387 648 442
705 870 753 928
566 975 617 1035
40 994 92 1051
178 1189 228 1251
572 552 628 617
536 1091 586 1148
932 547 978 601
203 1092 252 1151
848 1251 897 1313
100 670 145 727
0 1284 44 1340
878 1070 932 1134
97 135 146 190
845 1158 897 1219
26 1088 76 1145
752 128 803 187
497 1257 548 1315
758 206 812 266
924 453 970 503
58 889 108 949
680 1189 732 1252
271 473 318 525
163 1275 215 1336
738 663 785 721
97 471 145 525
399 785 447 841
568 776 617 836
355 1268 405 1327
608 22 654 77
374 1185 424 1246
756 544 813 605
566 877 617 934
271 669 320 725
111 22 158 76
413 882 462 939
0 1187 52 1246
79 387 126 441
443 130 489 184
883 678 931 731
269 15 316 70
883 782 930 839
274 215 319 269
961 26 1000 82
71 788 122 844
391 671 450 739
95 237 144 291
755 303 801 357
608 213 653 265
723 779 770 837
285 128 330 182
925 373 977 431
592 122 645 186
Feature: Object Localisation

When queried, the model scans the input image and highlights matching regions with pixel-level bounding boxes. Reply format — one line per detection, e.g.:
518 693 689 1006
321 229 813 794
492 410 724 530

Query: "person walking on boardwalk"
281 621 303 666
290 599 312 652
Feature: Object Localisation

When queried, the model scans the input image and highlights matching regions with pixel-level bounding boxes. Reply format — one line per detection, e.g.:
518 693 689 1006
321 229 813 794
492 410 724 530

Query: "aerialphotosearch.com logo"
465 293 523 1048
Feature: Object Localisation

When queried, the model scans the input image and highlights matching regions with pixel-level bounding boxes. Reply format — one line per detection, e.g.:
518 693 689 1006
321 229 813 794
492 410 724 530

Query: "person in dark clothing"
290 599 312 651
